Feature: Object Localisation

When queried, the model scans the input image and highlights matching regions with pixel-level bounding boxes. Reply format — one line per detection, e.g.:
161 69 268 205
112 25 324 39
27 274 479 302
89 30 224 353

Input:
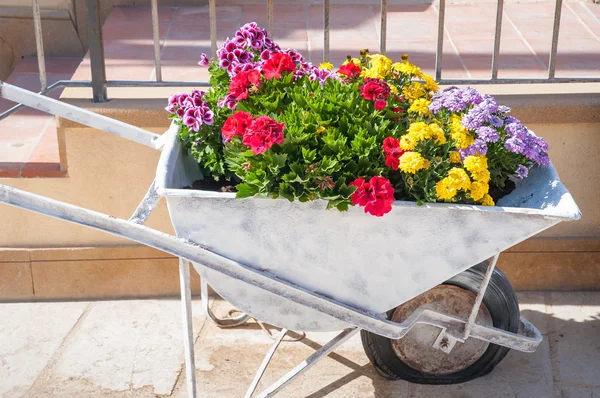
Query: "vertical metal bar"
209 0 217 57
151 0 162 82
548 0 563 78
491 0 504 80
267 0 274 38
435 0 446 81
379 0 387 54
463 255 499 340
255 328 359 398
85 0 107 102
244 328 288 398
179 259 197 398
323 0 330 62
32 0 47 90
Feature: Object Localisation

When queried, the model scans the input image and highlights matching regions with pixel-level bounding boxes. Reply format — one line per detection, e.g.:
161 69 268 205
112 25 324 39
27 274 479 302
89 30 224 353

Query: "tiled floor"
1 293 600 397
1 1 600 177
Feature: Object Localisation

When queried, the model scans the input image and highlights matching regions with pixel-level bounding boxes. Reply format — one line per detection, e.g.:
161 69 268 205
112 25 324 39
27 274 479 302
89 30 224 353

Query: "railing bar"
435 0 446 81
548 0 563 78
151 0 162 82
437 77 600 84
380 0 387 54
209 0 217 57
85 0 108 102
267 0 274 38
491 0 504 80
323 0 330 63
32 0 47 90
106 80 211 87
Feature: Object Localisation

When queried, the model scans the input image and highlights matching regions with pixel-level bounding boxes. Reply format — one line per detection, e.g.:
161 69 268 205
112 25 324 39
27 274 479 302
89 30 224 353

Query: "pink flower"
374 99 387 110
198 53 210 66
337 62 362 79
222 111 254 142
262 53 296 80
359 79 391 101
242 116 285 154
349 176 395 217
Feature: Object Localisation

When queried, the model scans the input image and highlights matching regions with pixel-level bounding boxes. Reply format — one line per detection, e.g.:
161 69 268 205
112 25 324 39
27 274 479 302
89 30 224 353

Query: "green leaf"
236 183 257 198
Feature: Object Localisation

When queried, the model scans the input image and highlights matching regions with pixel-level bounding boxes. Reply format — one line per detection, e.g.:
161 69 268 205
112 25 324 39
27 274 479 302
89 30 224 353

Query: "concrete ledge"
1 239 599 301
57 84 600 131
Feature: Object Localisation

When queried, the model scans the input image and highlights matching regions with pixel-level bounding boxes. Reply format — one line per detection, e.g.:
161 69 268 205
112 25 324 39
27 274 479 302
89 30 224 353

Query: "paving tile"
562 387 594 398
41 300 206 396
172 6 242 26
0 302 89 398
548 292 600 388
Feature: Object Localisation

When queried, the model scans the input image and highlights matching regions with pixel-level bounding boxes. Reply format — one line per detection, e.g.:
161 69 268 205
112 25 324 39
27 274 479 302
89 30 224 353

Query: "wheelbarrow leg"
244 328 288 398
254 328 359 398
179 258 197 398
200 278 251 328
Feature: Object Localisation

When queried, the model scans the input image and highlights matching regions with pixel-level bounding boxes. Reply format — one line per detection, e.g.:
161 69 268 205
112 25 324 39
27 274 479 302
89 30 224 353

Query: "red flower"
374 99 387 110
242 116 285 154
349 176 395 217
391 107 404 121
262 53 296 80
382 137 404 170
337 62 362 79
229 70 261 101
222 111 254 142
359 79 391 101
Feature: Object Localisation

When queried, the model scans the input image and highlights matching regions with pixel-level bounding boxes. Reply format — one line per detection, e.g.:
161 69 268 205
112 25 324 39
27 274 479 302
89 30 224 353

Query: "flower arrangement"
166 22 549 217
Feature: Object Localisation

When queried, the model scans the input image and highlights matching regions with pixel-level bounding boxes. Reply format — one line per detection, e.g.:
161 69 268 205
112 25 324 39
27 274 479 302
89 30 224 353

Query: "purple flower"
225 41 237 53
219 59 231 69
460 87 483 106
515 164 529 179
498 105 511 114
459 145 477 159
198 53 210 66
477 126 499 143
217 94 237 110
462 106 490 130
472 138 489 155
183 108 202 131
177 93 189 107
505 121 528 140
489 115 503 128
176 108 185 118
165 104 177 114
260 50 271 61
505 137 524 153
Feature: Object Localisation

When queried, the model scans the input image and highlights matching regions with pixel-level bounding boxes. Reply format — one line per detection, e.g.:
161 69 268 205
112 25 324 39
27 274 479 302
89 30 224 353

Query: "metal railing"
1 0 600 121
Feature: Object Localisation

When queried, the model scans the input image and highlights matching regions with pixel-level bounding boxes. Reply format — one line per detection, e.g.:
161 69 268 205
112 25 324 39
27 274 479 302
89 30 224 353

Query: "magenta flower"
198 53 210 66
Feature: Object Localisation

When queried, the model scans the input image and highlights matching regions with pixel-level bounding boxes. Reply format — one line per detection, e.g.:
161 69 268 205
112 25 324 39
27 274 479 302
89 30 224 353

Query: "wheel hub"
390 285 493 375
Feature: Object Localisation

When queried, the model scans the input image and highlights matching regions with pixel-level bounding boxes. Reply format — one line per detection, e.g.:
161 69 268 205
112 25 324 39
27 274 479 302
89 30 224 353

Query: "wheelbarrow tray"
155 124 581 332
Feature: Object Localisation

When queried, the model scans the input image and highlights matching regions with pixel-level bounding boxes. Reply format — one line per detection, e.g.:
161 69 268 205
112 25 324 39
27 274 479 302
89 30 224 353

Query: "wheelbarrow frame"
0 81 543 397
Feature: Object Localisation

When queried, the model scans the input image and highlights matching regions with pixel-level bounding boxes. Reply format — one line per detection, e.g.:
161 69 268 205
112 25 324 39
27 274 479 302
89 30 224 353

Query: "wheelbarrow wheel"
361 261 520 384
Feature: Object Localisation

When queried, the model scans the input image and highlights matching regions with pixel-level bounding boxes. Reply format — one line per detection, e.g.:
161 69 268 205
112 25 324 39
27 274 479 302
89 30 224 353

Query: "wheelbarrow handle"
0 81 161 149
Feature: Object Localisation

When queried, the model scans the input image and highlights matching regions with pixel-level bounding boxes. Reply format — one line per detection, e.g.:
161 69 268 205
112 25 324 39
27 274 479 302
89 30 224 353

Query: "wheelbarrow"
0 81 581 397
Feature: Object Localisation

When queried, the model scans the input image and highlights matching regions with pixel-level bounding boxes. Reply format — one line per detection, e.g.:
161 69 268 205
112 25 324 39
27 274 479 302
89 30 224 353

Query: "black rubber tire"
361 261 520 384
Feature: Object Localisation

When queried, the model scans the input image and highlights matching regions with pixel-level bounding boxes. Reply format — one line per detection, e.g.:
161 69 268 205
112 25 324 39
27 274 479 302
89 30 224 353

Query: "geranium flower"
229 70 261 101
337 62 362 79
222 111 254 142
359 79 390 101
382 136 404 170
242 116 285 154
349 176 395 217
262 53 296 80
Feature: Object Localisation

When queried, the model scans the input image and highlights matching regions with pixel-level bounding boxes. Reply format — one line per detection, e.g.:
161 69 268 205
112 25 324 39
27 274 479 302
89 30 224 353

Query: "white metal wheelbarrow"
0 82 581 397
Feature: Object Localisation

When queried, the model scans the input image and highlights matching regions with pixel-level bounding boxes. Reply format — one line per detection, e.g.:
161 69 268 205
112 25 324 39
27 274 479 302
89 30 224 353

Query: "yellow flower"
319 62 334 70
402 82 427 102
399 152 430 174
449 151 461 163
450 115 474 149
464 155 490 183
428 123 446 145
390 85 399 94
408 98 432 117
436 178 457 200
480 194 495 206
392 61 423 78
423 74 439 93
446 167 471 191
400 135 417 151
470 181 489 201
342 57 361 67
